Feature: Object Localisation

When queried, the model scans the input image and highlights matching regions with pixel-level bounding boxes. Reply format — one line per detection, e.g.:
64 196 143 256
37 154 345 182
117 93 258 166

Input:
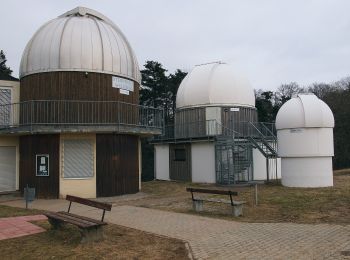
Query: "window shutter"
63 139 94 178
0 89 11 125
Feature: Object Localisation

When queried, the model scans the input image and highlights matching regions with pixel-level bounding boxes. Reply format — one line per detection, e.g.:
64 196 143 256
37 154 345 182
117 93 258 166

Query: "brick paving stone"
2 200 350 259
106 206 350 260
0 215 46 240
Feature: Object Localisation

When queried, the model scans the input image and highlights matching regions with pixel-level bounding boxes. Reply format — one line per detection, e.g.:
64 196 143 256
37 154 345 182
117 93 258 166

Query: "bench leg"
192 200 204 212
231 205 243 217
47 218 64 229
80 226 104 243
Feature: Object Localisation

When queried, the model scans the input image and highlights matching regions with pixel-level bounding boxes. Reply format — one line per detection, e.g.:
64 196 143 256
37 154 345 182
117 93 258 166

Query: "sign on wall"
112 76 134 95
36 154 49 176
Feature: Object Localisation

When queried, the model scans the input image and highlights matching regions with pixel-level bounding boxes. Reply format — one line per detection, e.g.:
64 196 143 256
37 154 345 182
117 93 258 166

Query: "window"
174 149 186 161
63 139 94 179
0 88 12 125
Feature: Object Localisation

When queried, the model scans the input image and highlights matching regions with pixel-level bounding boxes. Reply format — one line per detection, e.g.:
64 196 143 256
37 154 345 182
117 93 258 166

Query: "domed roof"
176 62 255 109
275 94 334 130
20 7 141 83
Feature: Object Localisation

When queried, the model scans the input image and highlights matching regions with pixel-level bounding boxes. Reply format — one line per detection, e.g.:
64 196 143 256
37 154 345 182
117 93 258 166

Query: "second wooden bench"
186 187 246 217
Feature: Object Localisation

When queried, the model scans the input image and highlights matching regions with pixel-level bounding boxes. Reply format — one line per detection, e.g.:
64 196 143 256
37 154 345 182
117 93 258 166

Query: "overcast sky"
1 0 350 90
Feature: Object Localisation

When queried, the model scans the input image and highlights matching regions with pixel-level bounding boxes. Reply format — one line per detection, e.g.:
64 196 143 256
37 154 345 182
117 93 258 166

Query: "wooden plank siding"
96 134 139 197
169 143 191 181
175 108 206 138
221 107 258 137
19 134 60 198
19 72 140 126
20 72 139 103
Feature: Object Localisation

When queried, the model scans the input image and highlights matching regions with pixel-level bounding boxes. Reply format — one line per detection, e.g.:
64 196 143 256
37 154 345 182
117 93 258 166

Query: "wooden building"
0 7 162 198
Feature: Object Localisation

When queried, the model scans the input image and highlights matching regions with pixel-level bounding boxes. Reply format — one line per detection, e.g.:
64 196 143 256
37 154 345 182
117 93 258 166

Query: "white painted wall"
278 127 333 187
253 146 281 181
278 128 334 157
191 142 216 183
154 144 170 180
205 107 222 135
281 157 333 187
0 136 19 191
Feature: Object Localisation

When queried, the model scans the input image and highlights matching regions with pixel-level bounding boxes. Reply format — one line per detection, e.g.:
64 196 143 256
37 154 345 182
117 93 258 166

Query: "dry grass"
0 206 189 260
0 204 42 218
110 170 350 224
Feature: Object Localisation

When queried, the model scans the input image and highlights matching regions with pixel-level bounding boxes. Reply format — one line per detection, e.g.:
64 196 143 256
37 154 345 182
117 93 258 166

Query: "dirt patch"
0 220 190 259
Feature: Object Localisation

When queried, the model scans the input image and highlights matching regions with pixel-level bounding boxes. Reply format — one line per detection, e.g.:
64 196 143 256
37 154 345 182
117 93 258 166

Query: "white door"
0 146 16 192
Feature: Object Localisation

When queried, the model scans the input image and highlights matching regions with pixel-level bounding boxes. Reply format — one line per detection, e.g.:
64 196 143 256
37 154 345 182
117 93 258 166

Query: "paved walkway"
0 215 47 240
2 200 350 259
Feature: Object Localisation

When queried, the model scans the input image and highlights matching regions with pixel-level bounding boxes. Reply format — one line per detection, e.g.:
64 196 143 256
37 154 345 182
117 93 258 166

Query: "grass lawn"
114 169 350 224
0 206 189 259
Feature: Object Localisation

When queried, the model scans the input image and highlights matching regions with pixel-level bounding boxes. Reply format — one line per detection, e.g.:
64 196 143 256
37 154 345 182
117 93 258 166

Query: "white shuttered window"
63 139 94 179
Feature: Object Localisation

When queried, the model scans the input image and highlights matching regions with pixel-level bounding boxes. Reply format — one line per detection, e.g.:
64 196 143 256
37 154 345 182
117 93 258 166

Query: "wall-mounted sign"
36 154 49 176
119 89 130 95
230 107 240 112
112 76 134 95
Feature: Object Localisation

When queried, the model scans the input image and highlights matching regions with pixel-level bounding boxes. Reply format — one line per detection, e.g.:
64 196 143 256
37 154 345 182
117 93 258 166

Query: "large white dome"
276 94 334 130
176 62 255 109
20 7 141 83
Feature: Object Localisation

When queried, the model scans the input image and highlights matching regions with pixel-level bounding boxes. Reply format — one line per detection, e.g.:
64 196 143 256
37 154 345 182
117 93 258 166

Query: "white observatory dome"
176 62 255 109
20 7 141 83
275 93 335 188
276 94 334 130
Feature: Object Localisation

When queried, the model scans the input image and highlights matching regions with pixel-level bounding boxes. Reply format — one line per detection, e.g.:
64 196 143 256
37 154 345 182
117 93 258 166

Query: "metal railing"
156 120 230 140
155 120 276 140
0 100 163 131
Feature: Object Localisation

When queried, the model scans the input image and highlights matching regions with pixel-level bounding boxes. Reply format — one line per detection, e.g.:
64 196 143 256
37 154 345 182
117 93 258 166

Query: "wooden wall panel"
19 134 60 198
175 108 206 138
20 71 139 103
169 143 191 181
96 134 139 197
221 107 258 136
19 72 140 125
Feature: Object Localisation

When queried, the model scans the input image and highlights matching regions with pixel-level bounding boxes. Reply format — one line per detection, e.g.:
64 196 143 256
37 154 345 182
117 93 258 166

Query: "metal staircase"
214 121 278 184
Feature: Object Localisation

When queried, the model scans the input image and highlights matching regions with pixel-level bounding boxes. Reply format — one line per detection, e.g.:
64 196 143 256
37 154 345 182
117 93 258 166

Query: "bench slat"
58 211 106 225
53 212 101 227
66 195 112 211
197 198 246 205
44 212 99 228
186 187 238 196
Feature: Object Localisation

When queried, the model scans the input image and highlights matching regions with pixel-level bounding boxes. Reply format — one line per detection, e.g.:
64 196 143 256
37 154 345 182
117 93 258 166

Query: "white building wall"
191 142 216 183
205 107 222 135
278 128 334 157
253 146 281 181
0 136 19 191
154 144 170 180
281 157 333 187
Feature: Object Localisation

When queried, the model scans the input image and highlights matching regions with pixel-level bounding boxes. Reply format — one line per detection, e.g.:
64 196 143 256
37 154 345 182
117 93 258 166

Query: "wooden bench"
186 187 246 217
44 195 112 243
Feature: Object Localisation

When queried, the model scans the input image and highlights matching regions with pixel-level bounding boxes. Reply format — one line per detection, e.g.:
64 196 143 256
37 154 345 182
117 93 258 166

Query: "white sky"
1 0 350 90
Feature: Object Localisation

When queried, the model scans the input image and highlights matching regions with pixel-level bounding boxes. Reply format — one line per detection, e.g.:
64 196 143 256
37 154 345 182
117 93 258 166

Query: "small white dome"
276 94 334 130
20 7 141 83
176 62 255 109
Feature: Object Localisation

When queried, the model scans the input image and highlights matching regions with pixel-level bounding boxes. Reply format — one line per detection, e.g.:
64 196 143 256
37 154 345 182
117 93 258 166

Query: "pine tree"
0 50 13 76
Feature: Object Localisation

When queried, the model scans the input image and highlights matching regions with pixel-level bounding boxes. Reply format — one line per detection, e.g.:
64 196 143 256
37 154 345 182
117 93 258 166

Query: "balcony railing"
153 120 276 141
0 100 163 134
